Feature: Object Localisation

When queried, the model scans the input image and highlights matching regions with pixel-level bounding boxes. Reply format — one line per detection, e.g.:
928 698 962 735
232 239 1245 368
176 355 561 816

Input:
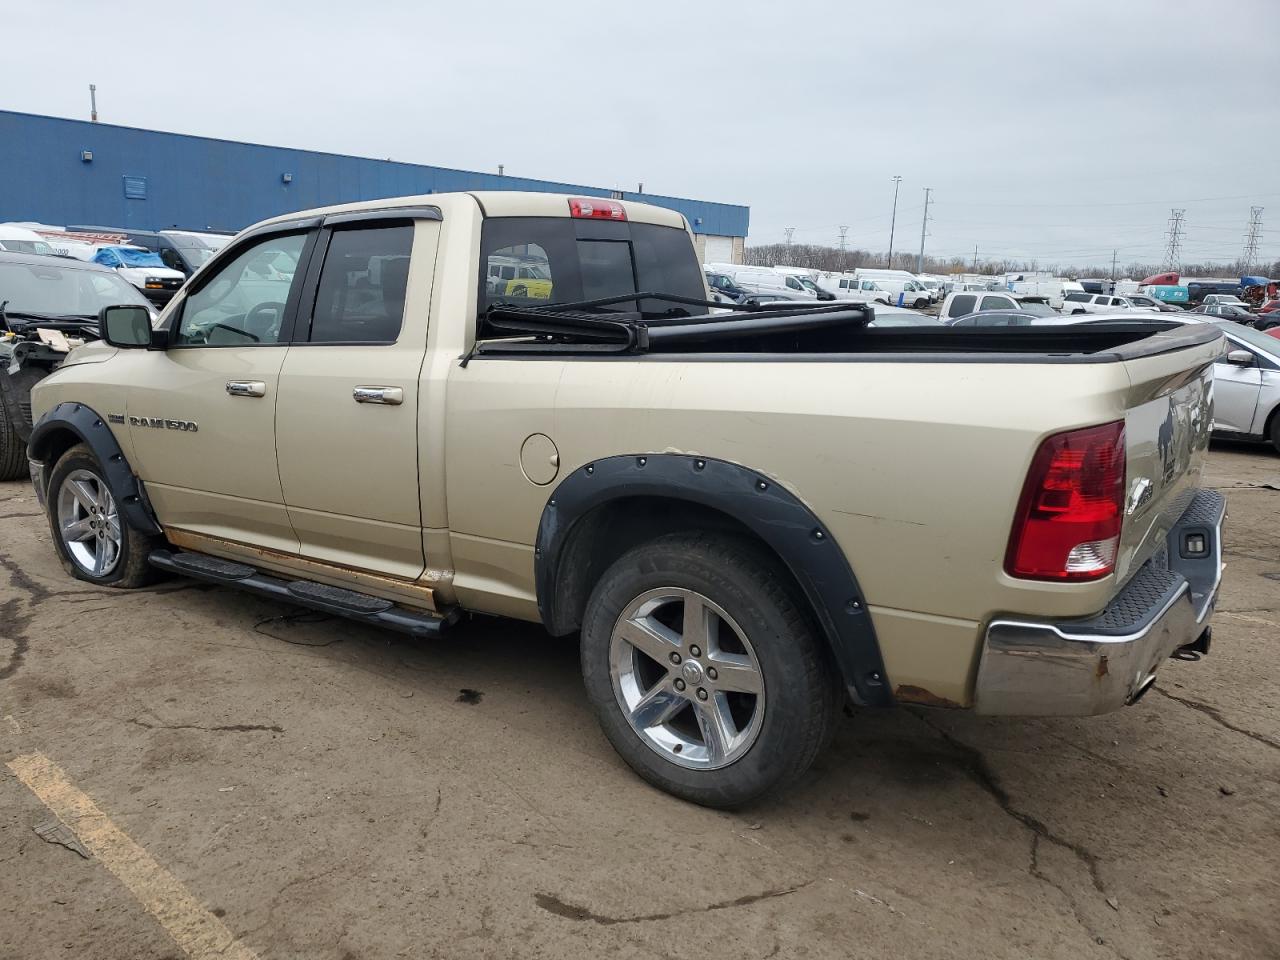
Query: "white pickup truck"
26 191 1226 806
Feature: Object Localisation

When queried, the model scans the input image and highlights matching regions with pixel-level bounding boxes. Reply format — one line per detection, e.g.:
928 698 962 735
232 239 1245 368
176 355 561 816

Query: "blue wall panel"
0 111 749 237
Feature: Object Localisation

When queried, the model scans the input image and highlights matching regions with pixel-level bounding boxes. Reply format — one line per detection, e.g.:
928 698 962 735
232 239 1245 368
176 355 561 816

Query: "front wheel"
580 532 840 807
1270 410 1280 456
46 444 158 588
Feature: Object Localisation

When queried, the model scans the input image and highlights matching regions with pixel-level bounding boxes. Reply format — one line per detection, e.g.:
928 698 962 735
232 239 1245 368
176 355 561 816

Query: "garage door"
702 235 734 263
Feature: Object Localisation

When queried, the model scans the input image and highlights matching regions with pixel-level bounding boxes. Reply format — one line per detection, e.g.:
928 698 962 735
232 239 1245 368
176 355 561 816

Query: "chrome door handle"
226 380 266 398
353 386 404 406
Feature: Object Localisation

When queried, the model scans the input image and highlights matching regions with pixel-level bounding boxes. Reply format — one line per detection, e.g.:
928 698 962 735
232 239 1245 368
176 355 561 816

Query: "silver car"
1211 321 1280 453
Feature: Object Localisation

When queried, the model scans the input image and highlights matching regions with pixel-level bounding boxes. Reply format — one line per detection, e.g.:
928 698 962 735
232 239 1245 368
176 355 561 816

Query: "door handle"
226 380 266 398
353 386 404 406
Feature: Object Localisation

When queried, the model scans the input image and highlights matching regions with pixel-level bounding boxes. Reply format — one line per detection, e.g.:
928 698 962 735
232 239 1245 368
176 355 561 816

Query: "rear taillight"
1005 421 1126 581
568 197 626 221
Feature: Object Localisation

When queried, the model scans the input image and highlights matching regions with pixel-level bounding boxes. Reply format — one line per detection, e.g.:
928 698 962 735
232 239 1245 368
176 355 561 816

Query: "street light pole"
887 176 902 268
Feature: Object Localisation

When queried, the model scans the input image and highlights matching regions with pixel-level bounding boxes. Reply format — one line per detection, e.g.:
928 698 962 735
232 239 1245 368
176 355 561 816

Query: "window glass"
979 296 1012 310
176 233 306 345
0 261 150 316
948 293 977 317
785 276 802 290
309 225 413 343
478 218 704 319
1065 292 1088 302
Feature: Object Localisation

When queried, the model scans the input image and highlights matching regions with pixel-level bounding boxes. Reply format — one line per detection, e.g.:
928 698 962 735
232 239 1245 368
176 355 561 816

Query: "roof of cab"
249 191 688 234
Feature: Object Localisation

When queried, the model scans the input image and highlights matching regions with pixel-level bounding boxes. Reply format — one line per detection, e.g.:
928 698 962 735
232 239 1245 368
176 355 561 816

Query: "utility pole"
1242 206 1263 272
886 176 902 268
972 245 978 272
1162 209 1185 272
916 188 932 274
1110 248 1118 281
838 225 848 252
89 84 98 123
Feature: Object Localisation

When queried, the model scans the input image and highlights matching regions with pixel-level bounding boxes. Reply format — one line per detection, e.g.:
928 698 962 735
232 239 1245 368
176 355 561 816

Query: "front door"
1211 341 1261 434
125 229 314 552
274 218 438 579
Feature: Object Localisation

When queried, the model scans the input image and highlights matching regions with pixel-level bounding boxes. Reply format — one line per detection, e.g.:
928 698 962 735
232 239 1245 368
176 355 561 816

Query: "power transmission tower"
916 188 932 273
783 227 795 246
1162 209 1185 271
1241 206 1263 272
838 225 848 252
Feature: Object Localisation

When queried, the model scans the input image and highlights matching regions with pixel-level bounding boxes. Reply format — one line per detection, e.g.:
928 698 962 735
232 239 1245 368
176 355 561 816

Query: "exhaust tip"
1128 675 1157 705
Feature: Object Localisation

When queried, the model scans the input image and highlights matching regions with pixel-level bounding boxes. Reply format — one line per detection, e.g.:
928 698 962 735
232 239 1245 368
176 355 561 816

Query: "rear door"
273 210 441 579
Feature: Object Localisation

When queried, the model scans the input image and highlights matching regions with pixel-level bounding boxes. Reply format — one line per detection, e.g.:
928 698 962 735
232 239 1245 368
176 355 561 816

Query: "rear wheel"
1269 409 1280 456
46 444 157 588
0 369 30 481
580 532 840 808
913 298 928 309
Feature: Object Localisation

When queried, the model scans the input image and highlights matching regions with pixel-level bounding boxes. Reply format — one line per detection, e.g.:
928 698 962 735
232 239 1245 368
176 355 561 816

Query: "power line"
1162 209 1185 271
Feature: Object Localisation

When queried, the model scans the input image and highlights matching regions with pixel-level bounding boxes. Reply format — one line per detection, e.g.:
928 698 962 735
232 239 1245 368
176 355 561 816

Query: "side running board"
148 549 457 638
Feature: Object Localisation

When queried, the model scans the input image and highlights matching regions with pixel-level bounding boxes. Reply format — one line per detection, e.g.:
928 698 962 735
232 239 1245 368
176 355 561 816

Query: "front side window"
176 232 306 345
785 276 803 290
308 225 413 343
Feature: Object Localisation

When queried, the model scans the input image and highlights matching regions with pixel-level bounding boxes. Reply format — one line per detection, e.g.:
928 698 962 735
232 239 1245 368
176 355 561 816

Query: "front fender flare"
535 454 892 707
28 401 162 536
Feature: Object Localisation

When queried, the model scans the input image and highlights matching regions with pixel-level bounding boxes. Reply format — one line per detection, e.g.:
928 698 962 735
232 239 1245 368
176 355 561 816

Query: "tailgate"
1115 327 1224 584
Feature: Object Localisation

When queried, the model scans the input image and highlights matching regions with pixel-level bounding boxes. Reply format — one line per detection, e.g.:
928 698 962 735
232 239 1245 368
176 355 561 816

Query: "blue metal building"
0 110 748 259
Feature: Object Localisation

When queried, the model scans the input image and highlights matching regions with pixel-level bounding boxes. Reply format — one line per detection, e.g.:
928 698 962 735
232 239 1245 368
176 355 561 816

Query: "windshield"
797 277 821 294
479 217 704 319
0 260 151 317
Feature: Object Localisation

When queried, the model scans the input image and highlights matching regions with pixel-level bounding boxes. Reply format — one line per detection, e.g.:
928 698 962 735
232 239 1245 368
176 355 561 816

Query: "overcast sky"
7 0 1280 268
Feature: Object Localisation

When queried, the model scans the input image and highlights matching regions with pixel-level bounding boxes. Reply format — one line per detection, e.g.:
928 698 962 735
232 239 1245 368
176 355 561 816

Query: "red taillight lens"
568 197 626 221
1005 421 1126 581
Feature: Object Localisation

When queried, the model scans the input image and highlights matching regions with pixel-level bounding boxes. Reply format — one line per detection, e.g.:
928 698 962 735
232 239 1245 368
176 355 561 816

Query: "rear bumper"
974 488 1224 716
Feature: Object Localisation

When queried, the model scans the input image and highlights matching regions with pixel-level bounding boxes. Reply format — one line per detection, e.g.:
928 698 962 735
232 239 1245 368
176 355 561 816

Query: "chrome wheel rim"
56 469 122 577
609 587 765 771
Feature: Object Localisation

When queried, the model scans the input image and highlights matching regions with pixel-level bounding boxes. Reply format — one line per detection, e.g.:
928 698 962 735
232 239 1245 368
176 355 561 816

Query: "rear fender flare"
534 454 892 707
28 401 161 535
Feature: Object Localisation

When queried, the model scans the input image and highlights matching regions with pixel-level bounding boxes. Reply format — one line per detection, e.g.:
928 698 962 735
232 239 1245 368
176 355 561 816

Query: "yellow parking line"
7 752 259 960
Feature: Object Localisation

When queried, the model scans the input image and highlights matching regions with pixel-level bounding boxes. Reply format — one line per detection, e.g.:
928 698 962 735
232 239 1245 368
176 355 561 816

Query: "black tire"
45 443 158 588
0 403 23 481
580 532 841 808
1270 409 1280 456
0 369 30 481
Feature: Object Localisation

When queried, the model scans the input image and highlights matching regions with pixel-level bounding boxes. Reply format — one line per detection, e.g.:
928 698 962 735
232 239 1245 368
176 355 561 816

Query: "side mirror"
99 304 154 348
1226 349 1255 367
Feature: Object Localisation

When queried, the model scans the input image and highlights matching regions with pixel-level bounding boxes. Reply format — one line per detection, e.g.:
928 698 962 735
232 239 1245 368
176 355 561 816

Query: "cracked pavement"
2 443 1278 959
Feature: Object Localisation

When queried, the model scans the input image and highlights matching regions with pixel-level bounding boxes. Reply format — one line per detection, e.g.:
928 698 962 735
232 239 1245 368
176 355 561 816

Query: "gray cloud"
7 0 1279 267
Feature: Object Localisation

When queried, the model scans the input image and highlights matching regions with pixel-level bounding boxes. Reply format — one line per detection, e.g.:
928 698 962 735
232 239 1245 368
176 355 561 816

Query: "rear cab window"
478 216 704 324
947 293 977 318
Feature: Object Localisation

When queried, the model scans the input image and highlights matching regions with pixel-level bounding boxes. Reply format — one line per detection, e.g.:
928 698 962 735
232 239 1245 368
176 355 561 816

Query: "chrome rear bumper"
974 489 1224 716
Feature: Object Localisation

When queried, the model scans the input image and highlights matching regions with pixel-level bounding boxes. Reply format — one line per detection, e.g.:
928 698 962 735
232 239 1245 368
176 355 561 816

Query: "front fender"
535 454 892 707
28 401 161 535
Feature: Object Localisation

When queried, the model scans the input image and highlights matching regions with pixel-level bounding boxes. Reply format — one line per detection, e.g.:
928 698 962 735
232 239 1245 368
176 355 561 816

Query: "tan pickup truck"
26 192 1226 806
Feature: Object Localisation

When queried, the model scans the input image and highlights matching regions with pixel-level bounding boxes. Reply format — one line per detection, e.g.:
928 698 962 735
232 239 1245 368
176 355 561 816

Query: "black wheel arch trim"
534 453 892 707
27 401 163 536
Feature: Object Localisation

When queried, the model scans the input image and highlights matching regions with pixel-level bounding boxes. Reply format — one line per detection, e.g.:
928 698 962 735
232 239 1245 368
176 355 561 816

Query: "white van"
815 273 892 304
853 269 933 308
0 224 56 256
711 264 817 300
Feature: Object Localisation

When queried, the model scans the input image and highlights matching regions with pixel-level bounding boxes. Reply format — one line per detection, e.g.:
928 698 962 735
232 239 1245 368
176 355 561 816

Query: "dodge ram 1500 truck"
26 192 1226 807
